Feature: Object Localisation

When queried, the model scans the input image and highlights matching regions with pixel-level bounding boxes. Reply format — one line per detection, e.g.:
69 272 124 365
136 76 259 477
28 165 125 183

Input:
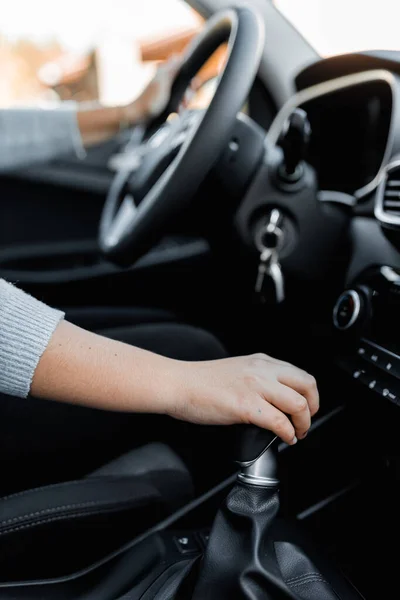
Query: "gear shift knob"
235 425 279 488
278 108 311 182
236 425 277 465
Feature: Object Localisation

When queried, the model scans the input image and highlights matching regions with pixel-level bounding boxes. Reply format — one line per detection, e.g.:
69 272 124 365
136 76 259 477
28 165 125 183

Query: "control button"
333 290 362 330
361 340 400 379
384 361 394 373
359 371 372 385
359 342 384 368
174 534 200 554
373 381 399 404
352 369 364 379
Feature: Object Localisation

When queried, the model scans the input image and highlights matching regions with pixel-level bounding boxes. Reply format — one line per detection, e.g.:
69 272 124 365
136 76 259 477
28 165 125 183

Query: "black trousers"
0 314 228 496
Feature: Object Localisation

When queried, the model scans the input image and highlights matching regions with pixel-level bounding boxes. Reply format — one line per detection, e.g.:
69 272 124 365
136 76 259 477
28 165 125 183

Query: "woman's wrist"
76 102 144 147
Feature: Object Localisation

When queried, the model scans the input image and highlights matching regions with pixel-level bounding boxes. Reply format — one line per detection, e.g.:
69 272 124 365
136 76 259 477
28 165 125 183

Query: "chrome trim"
297 481 360 521
333 290 361 330
236 435 278 469
238 439 279 488
317 191 357 207
237 472 279 488
266 69 397 200
374 158 400 227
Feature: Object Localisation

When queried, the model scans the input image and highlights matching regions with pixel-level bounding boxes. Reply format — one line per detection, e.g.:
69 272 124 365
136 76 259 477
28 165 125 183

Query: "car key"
254 213 285 304
255 247 285 304
255 247 273 295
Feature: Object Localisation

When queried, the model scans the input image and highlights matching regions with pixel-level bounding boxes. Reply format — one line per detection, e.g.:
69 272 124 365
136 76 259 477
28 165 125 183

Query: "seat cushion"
88 442 195 512
0 443 194 583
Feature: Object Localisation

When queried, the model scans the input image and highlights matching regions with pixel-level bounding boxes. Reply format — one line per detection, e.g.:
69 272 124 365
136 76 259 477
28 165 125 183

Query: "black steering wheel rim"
99 7 265 265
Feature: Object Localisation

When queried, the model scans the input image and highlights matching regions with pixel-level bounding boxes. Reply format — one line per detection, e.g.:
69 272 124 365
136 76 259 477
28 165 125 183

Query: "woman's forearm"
30 319 319 446
0 279 319 445
76 102 142 146
0 58 180 172
31 319 177 414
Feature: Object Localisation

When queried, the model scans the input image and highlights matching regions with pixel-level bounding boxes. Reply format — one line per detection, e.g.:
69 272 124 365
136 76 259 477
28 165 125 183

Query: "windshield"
273 0 400 57
0 0 200 107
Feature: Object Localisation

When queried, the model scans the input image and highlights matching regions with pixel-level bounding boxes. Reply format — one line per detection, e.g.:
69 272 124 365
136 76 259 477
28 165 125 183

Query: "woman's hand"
32 321 319 446
76 56 181 146
166 354 319 445
121 55 182 124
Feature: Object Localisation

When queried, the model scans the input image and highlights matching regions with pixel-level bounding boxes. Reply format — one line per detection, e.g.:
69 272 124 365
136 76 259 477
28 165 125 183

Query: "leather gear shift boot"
191 482 298 600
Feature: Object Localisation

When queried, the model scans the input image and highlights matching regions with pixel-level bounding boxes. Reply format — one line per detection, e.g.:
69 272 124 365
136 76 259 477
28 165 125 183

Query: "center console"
334 265 400 407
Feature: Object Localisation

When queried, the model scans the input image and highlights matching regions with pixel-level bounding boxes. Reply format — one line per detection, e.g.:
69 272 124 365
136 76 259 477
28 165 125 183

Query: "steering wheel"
99 7 265 265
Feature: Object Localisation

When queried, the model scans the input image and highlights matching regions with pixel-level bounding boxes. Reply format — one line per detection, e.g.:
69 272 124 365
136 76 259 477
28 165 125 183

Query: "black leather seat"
0 443 194 584
0 305 226 495
87 441 194 511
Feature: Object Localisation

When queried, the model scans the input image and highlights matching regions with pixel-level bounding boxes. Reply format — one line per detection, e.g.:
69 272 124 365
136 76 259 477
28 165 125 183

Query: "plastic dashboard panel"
291 53 400 283
266 69 400 201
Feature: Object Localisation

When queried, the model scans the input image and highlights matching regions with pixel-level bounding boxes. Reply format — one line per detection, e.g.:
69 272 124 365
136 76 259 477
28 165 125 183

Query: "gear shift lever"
150 425 363 599
191 426 298 600
236 425 279 487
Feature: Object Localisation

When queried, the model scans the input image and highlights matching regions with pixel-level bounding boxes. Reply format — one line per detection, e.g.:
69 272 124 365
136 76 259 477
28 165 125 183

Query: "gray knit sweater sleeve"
0 104 85 172
0 280 64 398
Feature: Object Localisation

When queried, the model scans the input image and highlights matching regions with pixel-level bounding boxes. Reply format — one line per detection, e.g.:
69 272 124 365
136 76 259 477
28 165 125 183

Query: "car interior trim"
266 69 398 200
296 480 361 521
333 290 361 330
374 157 400 226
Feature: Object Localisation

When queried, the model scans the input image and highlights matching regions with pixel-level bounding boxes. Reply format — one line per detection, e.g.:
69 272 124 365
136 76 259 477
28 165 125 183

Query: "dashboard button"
362 345 385 368
362 341 400 380
369 352 380 364
352 369 365 380
373 381 399 404
383 360 394 373
357 345 367 357
174 534 200 554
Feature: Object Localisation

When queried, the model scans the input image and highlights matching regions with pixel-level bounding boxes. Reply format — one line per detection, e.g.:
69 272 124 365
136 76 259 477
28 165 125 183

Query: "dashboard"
300 77 392 195
268 68 400 201
282 54 400 413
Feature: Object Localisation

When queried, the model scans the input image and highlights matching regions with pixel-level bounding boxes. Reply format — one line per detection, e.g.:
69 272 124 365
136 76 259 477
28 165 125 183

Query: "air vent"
375 162 400 227
383 168 400 213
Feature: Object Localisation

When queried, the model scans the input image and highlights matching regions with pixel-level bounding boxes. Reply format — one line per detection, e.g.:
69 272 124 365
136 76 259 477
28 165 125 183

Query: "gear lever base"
237 444 279 488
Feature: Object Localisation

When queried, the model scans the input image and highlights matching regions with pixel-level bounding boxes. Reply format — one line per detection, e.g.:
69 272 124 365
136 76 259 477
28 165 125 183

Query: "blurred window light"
274 0 400 57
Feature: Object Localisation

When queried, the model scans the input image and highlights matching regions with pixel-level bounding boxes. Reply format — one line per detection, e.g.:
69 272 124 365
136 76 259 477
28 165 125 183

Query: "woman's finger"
247 396 297 445
277 367 319 417
268 383 311 439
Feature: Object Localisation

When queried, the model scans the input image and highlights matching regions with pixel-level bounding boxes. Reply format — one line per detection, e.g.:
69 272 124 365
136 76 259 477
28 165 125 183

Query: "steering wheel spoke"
104 195 137 250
